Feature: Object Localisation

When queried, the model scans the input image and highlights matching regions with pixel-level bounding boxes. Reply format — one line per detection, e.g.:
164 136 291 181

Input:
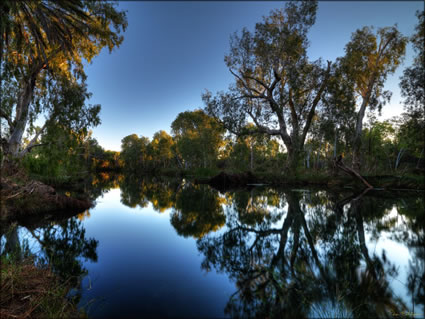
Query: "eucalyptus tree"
398 10 424 166
400 10 424 116
171 110 225 169
227 124 278 171
203 1 332 173
120 134 150 171
339 26 407 170
0 0 127 158
150 130 174 168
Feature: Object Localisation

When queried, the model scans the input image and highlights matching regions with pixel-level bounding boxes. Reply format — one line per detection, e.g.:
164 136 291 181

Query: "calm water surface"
1 176 424 318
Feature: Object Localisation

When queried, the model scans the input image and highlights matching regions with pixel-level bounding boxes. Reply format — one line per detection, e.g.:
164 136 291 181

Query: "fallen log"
334 155 373 189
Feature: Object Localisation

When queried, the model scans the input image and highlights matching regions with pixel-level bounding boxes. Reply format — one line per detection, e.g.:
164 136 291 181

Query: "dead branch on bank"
334 155 374 189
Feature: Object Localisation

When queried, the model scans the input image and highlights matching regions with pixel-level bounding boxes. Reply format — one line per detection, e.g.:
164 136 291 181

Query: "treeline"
118 110 423 176
2 1 423 182
119 110 281 174
97 3 425 178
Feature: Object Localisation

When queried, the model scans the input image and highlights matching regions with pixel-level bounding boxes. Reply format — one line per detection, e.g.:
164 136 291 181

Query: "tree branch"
0 109 13 128
229 68 265 97
242 73 270 91
334 155 373 189
18 120 49 157
301 60 332 146
288 88 299 132
246 109 281 136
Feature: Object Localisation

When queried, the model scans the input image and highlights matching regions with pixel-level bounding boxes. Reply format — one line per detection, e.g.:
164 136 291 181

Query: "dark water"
1 175 424 318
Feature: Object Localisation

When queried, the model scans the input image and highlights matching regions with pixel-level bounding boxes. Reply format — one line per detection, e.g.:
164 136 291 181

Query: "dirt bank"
1 175 92 223
199 171 424 192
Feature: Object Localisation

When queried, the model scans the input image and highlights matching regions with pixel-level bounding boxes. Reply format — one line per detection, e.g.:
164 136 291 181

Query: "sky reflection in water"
1 178 423 318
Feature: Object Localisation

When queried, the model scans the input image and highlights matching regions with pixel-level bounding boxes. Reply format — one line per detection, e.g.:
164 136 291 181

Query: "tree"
150 130 174 168
120 134 150 171
340 26 407 170
171 184 225 239
398 10 424 167
227 123 280 171
0 1 127 159
400 11 424 116
171 110 224 169
203 1 331 173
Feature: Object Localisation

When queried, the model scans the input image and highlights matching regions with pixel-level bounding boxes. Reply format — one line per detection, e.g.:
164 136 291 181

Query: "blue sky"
84 1 423 151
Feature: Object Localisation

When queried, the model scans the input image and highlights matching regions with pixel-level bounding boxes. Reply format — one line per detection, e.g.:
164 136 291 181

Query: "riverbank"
0 255 84 318
1 171 92 224
1 167 423 224
194 170 425 191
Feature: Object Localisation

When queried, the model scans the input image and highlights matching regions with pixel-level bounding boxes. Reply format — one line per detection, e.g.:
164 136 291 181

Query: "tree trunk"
286 147 300 174
306 147 311 169
250 143 253 171
417 148 424 169
333 130 338 159
7 67 39 158
395 148 405 170
352 80 374 171
335 155 373 189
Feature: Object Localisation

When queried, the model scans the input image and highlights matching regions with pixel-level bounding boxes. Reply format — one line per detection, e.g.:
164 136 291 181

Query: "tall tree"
398 10 424 166
340 26 407 170
120 134 150 171
203 1 331 173
171 110 224 169
150 130 174 168
0 0 127 158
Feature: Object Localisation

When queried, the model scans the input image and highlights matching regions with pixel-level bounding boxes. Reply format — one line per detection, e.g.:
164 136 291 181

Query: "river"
1 175 424 318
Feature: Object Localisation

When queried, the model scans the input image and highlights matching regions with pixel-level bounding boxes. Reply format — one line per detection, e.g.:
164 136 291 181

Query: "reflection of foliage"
1 216 99 307
84 172 121 201
119 175 226 238
29 217 98 288
229 188 284 226
171 184 225 239
396 196 425 316
119 174 151 209
119 175 178 211
198 190 414 318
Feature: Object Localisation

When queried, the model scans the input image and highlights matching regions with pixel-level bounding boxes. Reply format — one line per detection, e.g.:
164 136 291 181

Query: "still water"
1 175 424 318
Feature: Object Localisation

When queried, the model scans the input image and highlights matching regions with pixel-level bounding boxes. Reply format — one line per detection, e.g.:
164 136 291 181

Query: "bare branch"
242 73 270 91
229 68 264 97
0 109 13 128
18 120 49 157
301 60 332 146
246 109 280 136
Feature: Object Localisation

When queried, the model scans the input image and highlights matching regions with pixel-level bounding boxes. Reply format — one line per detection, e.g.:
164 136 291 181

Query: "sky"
83 1 423 152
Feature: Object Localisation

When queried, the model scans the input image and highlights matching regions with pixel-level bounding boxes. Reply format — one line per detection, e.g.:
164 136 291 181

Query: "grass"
0 255 86 318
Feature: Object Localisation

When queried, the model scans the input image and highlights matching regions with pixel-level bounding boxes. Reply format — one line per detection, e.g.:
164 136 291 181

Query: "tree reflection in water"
102 175 425 317
119 175 226 238
171 183 225 238
13 174 418 318
195 188 421 318
1 216 98 305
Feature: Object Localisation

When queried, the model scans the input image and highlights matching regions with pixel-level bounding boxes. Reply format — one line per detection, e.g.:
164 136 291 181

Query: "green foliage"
21 124 120 182
171 110 225 169
171 184 225 239
203 1 332 172
120 134 151 172
398 11 424 164
340 26 407 113
150 130 174 168
400 10 424 113
1 0 127 157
